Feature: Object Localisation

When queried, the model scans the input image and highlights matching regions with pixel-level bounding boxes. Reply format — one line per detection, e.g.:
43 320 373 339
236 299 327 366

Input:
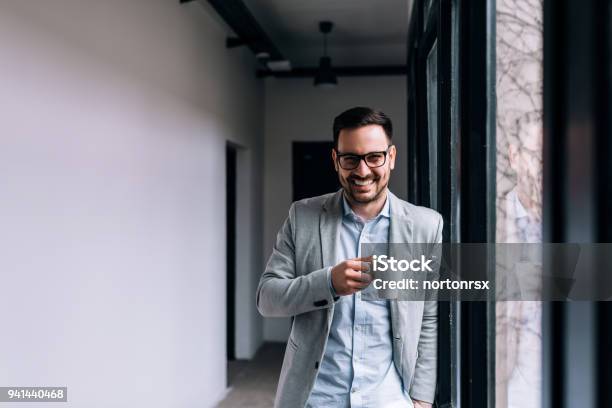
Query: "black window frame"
407 0 494 407
542 0 612 407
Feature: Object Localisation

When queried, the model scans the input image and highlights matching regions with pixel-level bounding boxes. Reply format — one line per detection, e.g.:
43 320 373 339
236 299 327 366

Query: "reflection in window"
427 40 438 210
496 0 543 407
423 0 434 29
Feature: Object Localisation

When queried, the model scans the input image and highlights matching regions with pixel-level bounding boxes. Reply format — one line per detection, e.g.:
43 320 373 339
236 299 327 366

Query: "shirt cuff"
327 267 339 299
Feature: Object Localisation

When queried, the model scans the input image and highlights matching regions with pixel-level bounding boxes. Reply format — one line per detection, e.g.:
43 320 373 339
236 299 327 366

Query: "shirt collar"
342 191 391 220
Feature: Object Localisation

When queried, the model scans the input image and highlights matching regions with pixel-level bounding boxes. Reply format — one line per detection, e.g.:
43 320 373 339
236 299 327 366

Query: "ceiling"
241 0 410 67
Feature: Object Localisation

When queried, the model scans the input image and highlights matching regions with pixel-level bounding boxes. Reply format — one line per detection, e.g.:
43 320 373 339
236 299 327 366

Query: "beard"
340 174 389 204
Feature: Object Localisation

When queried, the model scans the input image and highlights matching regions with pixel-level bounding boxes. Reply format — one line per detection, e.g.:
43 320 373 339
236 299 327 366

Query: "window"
495 1 544 407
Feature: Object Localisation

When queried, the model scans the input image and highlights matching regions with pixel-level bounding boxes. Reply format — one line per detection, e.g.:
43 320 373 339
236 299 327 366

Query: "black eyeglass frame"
334 145 394 170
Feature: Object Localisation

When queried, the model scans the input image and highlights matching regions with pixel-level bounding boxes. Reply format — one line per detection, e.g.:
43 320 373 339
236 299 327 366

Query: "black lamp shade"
314 56 338 88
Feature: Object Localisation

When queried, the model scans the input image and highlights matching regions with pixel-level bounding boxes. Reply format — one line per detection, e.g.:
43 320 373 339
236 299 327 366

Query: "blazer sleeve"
409 213 443 403
256 203 337 318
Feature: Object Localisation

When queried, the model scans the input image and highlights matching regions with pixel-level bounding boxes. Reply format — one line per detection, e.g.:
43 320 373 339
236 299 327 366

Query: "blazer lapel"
320 190 343 328
320 190 343 269
388 192 414 337
389 191 413 244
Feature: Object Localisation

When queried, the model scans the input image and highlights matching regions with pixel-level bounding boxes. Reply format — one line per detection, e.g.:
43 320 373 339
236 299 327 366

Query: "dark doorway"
226 144 236 364
292 142 340 201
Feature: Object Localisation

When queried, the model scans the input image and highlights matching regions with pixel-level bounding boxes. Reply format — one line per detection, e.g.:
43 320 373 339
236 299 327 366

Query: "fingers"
331 257 375 296
344 269 371 283
345 259 371 272
346 279 370 290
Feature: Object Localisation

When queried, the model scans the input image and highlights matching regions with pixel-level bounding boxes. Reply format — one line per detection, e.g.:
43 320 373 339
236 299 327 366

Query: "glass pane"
423 0 434 30
427 40 439 210
495 0 544 407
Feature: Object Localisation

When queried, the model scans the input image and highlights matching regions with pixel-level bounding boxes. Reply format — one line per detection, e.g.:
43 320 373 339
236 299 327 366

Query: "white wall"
0 1 263 407
262 76 407 341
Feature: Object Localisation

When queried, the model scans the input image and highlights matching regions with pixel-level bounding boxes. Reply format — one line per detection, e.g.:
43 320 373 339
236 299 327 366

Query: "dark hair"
333 107 393 148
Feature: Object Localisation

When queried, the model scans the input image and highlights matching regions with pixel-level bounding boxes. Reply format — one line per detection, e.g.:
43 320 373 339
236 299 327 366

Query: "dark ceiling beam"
257 65 408 78
205 0 285 60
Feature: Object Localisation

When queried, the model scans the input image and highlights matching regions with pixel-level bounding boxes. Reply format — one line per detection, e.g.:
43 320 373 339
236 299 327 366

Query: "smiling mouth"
350 178 376 187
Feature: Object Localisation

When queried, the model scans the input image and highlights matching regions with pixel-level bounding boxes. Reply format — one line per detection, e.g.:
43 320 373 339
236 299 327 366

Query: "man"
496 112 543 408
498 112 543 244
257 107 442 407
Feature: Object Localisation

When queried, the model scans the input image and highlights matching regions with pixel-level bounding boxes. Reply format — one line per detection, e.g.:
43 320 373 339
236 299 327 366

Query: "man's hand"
330 256 372 296
412 400 432 408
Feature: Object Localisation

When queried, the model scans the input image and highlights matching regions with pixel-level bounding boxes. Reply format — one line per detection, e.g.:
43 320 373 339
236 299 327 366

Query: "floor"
216 342 285 408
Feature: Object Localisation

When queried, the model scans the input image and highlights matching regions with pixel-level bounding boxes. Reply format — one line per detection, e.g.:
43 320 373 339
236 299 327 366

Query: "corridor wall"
0 1 264 407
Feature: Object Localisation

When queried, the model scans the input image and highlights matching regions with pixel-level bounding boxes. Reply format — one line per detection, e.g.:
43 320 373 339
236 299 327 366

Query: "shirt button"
352 388 358 393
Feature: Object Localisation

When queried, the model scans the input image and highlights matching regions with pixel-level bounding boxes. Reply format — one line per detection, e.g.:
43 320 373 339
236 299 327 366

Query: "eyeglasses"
335 146 393 170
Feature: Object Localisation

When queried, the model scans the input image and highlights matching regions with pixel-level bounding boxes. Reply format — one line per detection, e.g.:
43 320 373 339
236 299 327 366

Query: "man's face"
332 124 396 204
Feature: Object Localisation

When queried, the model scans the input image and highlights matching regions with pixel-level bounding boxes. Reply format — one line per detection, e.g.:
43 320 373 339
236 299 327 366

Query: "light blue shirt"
306 192 412 408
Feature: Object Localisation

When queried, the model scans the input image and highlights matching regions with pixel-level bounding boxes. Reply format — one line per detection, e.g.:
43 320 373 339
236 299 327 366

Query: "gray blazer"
257 190 443 407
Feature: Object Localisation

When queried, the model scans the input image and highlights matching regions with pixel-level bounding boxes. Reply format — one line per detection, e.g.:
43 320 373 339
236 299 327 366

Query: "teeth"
353 179 373 186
